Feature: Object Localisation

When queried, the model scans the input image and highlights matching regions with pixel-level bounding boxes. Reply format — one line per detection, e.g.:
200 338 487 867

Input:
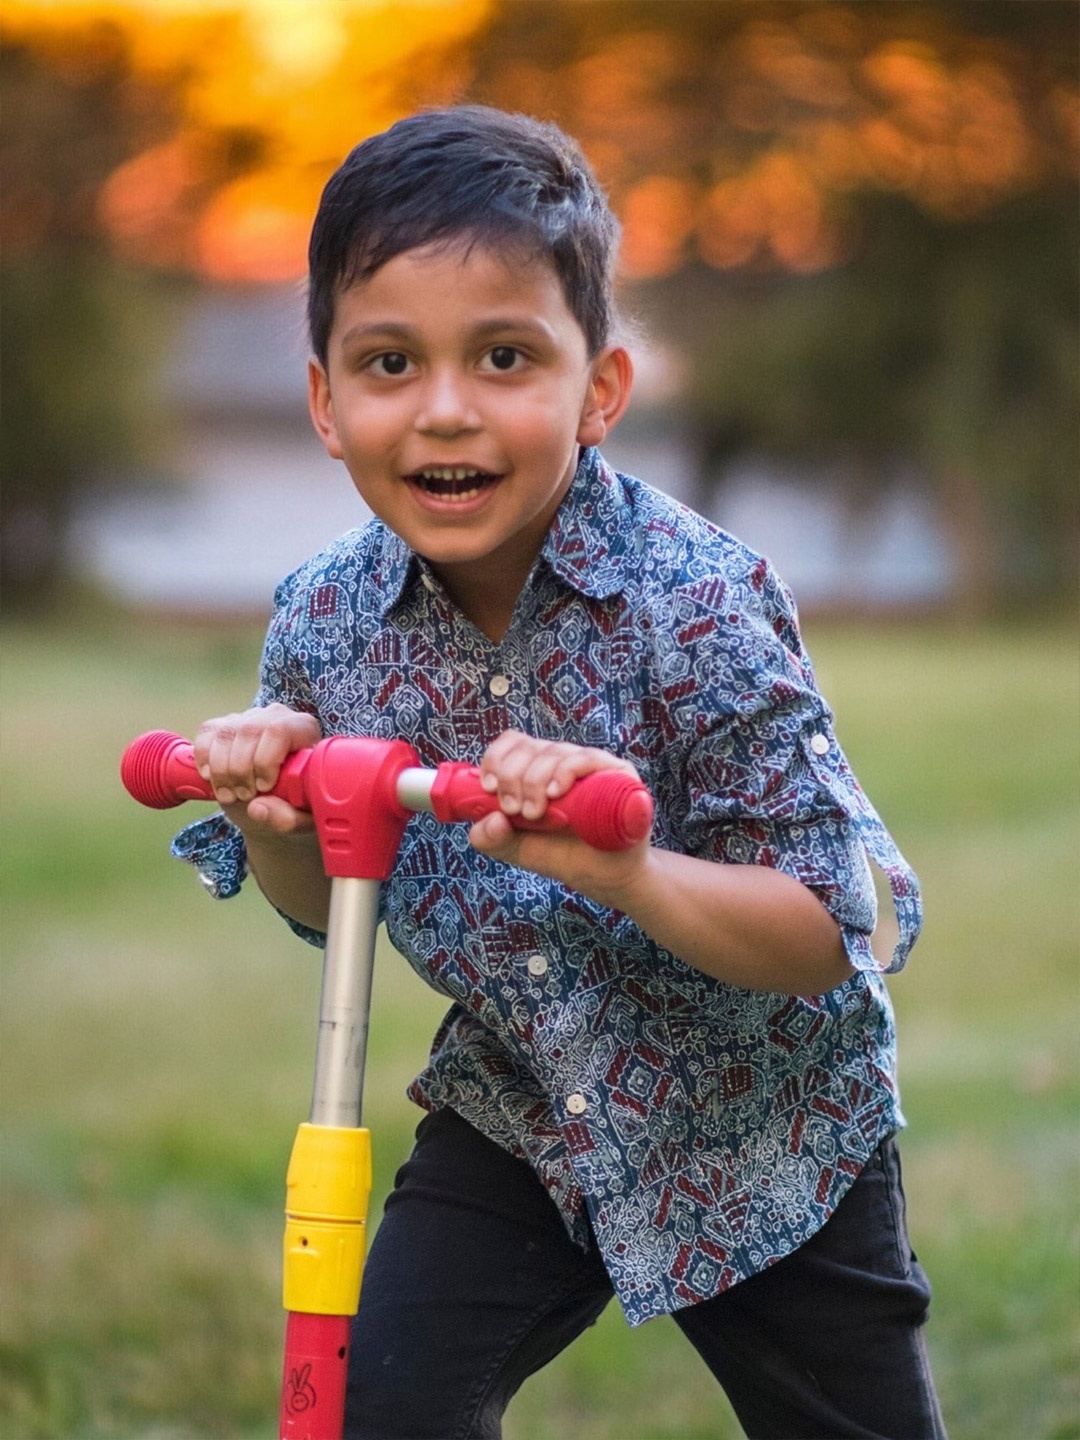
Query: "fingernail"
481 773 498 792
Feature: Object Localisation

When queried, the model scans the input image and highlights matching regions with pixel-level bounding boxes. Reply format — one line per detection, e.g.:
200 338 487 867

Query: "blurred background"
2 2 1077 1437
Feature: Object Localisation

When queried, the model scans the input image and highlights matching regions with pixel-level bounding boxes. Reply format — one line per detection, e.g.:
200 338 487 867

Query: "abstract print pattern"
175 448 921 1324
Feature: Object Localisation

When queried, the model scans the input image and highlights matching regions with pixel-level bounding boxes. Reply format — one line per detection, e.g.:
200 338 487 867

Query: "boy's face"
309 241 630 635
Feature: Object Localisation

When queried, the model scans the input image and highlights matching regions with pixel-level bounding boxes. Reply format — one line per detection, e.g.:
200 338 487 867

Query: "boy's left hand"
471 731 851 994
469 730 650 901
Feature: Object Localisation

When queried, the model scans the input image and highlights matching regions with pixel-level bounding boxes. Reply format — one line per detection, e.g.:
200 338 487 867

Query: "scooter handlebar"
120 729 217 808
427 762 652 851
119 729 312 811
120 731 653 852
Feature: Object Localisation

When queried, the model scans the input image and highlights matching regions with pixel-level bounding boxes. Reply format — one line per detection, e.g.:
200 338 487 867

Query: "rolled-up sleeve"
170 812 248 899
674 564 920 975
683 705 881 972
170 571 328 949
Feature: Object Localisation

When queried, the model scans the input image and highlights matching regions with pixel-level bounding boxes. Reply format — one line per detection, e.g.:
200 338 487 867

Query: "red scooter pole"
121 730 652 1440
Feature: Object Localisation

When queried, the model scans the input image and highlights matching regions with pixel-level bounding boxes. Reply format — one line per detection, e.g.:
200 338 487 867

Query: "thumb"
242 795 316 835
468 809 517 855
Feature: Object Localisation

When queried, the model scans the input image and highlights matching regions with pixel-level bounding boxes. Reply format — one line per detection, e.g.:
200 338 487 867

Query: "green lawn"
2 608 1077 1439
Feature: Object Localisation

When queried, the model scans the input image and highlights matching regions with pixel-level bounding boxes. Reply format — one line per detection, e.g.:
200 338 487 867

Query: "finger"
469 818 602 889
521 744 593 807
467 809 518 855
478 729 528 787
196 716 247 802
193 722 214 776
194 716 238 780
249 714 312 793
544 747 640 796
217 715 267 802
262 701 322 749
197 706 316 803
244 796 316 834
479 731 536 814
520 744 639 818
517 742 584 819
221 794 315 835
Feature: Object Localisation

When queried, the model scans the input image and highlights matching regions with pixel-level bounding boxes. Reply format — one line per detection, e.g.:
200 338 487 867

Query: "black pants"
345 1108 947 1440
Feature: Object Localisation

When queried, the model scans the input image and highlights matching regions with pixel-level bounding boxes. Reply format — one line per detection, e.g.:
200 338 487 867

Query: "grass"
1 605 1077 1439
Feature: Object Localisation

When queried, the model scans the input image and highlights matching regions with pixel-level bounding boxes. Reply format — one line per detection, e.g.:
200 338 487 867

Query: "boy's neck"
432 564 522 644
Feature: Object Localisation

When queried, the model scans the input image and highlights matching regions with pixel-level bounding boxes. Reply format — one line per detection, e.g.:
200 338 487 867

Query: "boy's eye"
481 346 523 373
370 351 412 377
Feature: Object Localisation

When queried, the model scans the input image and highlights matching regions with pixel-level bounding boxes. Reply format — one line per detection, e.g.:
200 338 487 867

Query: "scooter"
121 729 653 1440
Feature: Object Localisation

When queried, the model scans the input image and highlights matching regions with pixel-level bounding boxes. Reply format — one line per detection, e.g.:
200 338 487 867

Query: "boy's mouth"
406 467 502 503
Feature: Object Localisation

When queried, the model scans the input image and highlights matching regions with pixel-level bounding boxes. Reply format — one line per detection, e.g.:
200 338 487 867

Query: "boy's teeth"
412 467 495 500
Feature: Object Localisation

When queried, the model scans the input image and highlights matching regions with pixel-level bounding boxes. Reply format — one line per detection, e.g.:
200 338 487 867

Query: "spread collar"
376 446 632 617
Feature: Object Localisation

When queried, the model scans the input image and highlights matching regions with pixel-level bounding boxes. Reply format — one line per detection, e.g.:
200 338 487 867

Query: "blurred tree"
0 23 182 607
467 0 1079 611
636 194 1078 614
2 0 1076 611
0 252 166 608
0 1 491 608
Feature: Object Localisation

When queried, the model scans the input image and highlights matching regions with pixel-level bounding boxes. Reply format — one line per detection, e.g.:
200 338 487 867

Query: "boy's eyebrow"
468 316 559 342
338 315 559 350
338 321 415 350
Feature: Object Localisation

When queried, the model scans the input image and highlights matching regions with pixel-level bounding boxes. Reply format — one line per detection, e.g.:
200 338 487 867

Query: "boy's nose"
415 369 481 437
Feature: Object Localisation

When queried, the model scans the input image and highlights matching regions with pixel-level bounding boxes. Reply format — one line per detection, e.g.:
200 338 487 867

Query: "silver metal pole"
305 772 437 1130
396 768 435 812
309 876 382 1128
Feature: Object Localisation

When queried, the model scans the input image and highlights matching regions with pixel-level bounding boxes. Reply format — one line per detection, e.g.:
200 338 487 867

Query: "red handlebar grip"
120 730 310 810
120 731 214 808
428 764 653 851
122 732 654 852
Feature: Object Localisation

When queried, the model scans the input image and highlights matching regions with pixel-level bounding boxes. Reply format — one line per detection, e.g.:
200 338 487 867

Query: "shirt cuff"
171 813 248 899
171 813 328 949
840 923 886 976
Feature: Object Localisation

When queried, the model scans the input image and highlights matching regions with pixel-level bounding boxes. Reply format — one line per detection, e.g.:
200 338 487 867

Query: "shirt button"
566 1093 588 1115
526 955 548 977
810 733 830 756
489 674 511 697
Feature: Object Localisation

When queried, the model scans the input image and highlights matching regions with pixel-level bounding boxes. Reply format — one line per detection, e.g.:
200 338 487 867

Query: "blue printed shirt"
174 448 921 1325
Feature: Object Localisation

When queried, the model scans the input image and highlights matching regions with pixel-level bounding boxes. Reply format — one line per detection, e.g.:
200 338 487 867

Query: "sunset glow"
4 0 492 279
5 0 1077 283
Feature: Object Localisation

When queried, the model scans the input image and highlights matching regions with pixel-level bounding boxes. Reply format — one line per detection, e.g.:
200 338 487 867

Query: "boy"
176 106 946 1438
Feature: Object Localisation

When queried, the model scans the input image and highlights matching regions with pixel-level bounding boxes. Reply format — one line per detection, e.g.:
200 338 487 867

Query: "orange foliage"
700 154 837 274
619 175 698 279
4 0 491 279
4 0 1076 283
195 174 321 282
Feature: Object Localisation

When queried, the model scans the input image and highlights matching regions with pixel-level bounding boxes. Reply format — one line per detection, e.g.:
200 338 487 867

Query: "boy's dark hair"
307 106 620 365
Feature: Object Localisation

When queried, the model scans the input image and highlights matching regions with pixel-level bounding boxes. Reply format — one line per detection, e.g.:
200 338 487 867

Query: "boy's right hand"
193 702 321 836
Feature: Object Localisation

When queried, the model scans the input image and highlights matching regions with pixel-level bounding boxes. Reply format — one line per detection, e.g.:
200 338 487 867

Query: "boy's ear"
308 357 343 460
577 346 634 448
